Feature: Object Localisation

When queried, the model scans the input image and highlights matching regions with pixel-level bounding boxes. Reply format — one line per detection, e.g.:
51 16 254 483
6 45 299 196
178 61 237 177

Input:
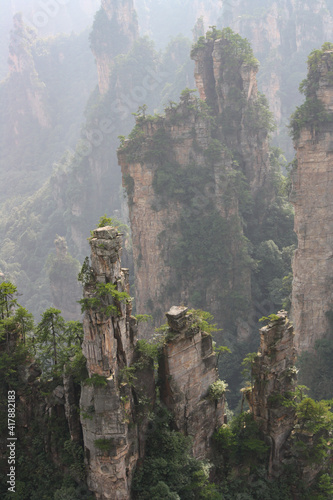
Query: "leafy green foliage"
34 309 84 377
132 406 221 499
0 282 88 499
259 314 280 323
214 412 269 480
208 380 228 401
97 214 129 234
290 43 333 140
78 257 94 286
213 345 232 368
136 339 160 364
188 309 221 334
289 97 332 141
84 374 108 388
0 281 18 319
293 398 333 465
35 308 65 369
89 7 132 57
241 352 258 387
243 92 276 134
94 438 114 454
135 314 153 324
191 27 259 69
79 282 130 317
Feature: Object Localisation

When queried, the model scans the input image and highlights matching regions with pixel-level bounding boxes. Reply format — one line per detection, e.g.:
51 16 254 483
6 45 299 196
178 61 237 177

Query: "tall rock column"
292 49 333 351
246 311 297 477
118 29 274 339
80 226 139 500
7 13 50 131
159 306 225 459
91 0 138 95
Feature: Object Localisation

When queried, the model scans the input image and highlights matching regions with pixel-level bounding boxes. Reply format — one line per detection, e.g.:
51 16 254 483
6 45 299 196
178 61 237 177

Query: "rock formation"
7 13 50 130
227 0 333 157
192 35 270 193
91 0 138 95
118 29 274 338
159 306 225 459
291 50 333 351
80 226 141 499
247 310 297 477
79 226 227 498
48 236 81 321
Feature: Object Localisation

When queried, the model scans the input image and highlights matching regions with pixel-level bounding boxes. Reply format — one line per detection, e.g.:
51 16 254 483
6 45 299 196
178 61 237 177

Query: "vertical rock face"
48 236 81 321
228 0 333 156
80 227 139 500
91 0 138 94
7 13 50 129
247 311 297 477
118 31 273 337
159 306 225 459
118 103 219 333
63 372 82 443
192 37 270 194
292 51 333 352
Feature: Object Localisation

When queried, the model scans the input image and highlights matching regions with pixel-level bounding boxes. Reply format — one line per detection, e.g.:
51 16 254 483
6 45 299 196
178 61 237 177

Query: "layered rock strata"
247 311 297 477
80 227 141 500
292 51 333 351
159 306 225 459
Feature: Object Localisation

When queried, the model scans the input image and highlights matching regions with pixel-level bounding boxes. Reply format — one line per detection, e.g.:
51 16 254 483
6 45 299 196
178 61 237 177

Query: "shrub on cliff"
290 43 333 140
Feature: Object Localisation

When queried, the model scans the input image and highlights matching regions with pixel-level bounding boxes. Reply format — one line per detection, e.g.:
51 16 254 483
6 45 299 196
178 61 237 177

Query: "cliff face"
48 236 81 321
291 50 333 352
80 227 140 500
159 306 225 459
247 311 297 477
193 37 270 193
118 30 273 338
91 0 138 95
7 13 50 130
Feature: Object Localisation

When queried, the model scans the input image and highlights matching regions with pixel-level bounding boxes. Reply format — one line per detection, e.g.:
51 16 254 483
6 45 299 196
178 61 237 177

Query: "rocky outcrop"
118 30 273 337
91 0 138 94
291 50 333 352
247 311 297 477
80 226 141 499
159 306 225 459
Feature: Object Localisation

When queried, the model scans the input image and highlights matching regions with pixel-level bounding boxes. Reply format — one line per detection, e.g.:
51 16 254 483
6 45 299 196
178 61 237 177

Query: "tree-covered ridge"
290 42 333 140
0 281 91 499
